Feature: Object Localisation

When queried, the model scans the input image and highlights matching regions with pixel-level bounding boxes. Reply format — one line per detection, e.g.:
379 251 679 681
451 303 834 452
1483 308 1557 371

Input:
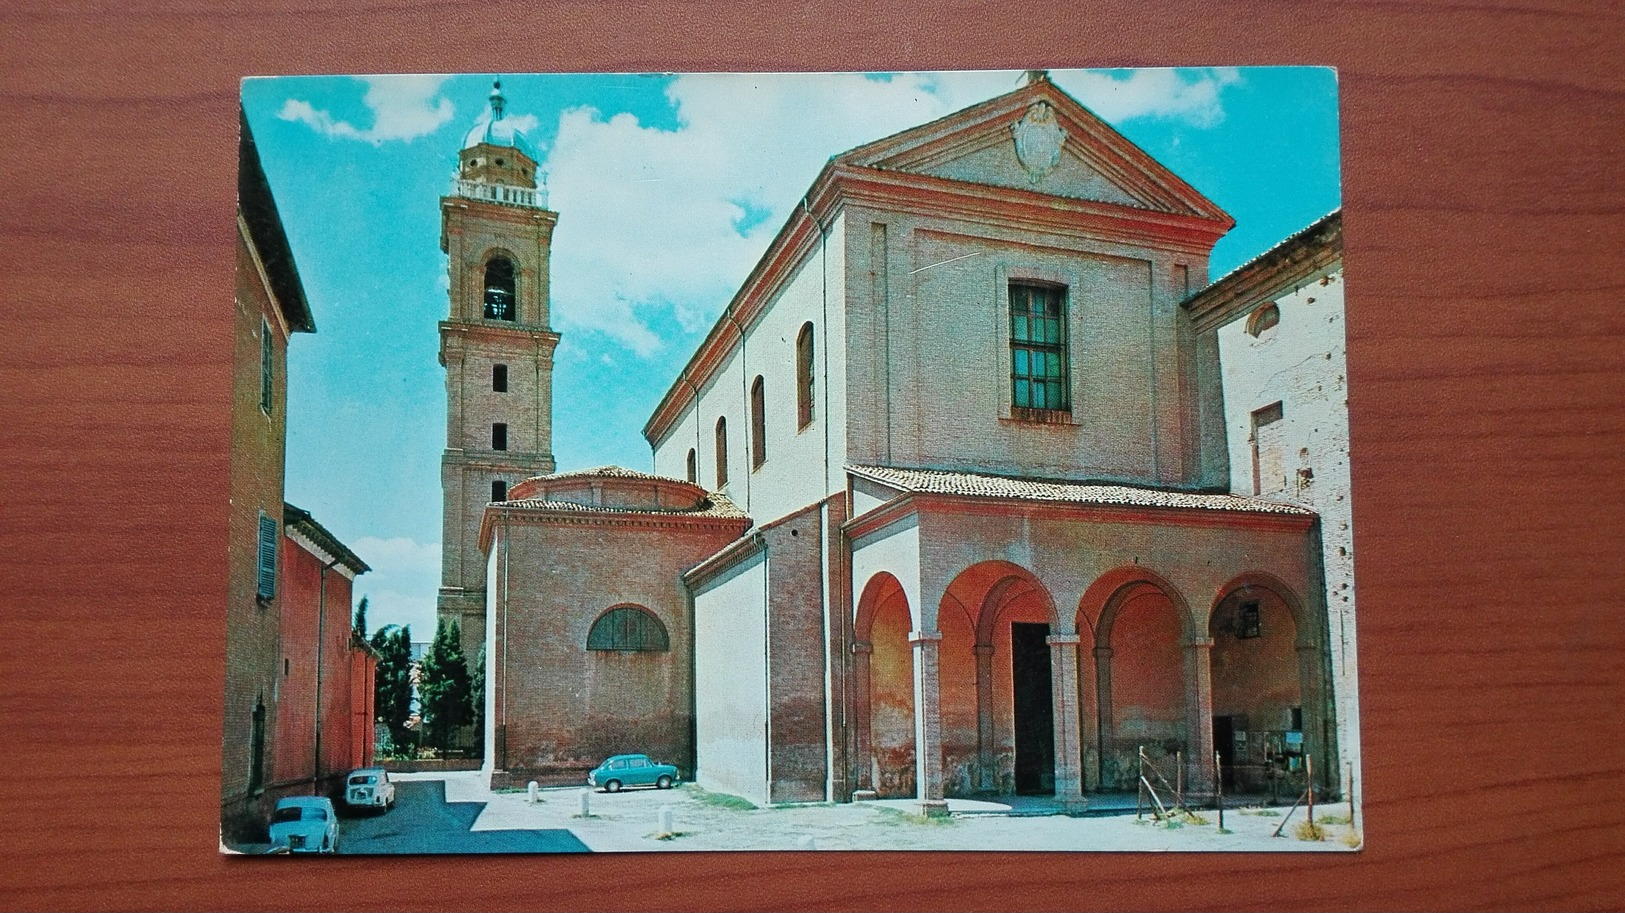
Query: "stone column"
910 630 948 817
1093 645 1114 787
974 643 996 793
1184 637 1216 796
850 641 875 798
1048 634 1088 812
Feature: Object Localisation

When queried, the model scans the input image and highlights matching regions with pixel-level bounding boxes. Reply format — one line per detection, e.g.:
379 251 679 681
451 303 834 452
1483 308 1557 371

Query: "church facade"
445 76 1351 815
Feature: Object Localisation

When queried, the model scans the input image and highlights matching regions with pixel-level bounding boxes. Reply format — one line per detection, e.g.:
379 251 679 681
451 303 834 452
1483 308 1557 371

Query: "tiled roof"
847 465 1314 516
495 492 750 520
539 466 681 483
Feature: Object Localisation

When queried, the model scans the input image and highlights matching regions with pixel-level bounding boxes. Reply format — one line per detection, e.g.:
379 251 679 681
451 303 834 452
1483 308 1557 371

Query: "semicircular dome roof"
462 116 538 160
461 79 539 160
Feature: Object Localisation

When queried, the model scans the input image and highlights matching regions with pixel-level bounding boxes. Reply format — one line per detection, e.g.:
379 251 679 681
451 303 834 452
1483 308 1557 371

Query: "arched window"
586 605 670 652
1246 302 1280 337
796 323 815 429
750 375 766 469
686 448 697 484
483 256 516 321
714 417 729 489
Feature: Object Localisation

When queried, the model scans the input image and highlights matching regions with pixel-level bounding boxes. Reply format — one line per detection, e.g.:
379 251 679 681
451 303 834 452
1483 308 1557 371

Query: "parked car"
267 796 339 854
587 754 680 792
343 767 396 812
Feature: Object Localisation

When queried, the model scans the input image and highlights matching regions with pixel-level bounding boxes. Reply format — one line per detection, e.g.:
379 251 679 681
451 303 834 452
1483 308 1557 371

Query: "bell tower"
438 80 558 658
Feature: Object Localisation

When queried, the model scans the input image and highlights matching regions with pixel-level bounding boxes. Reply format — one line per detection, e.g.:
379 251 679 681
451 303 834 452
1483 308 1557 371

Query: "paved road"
339 780 588 854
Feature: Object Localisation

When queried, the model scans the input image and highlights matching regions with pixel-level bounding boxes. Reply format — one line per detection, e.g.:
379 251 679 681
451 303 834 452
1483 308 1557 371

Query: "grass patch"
1316 813 1351 825
1216 827 1234 835
1293 820 1326 841
683 785 757 810
569 813 599 819
873 806 955 827
1341 828 1363 849
1239 807 1280 817
651 831 688 840
1177 810 1210 826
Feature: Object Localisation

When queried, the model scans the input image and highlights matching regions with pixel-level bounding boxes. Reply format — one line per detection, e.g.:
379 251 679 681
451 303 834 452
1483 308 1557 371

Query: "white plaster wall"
850 517 922 631
652 216 849 521
1215 265 1360 786
692 553 770 805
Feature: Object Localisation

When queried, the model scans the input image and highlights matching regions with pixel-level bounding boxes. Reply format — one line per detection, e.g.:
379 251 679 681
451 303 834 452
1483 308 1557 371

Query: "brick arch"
851 571 915 799
937 559 1060 641
1207 571 1316 649
854 571 909 642
1079 565 1199 647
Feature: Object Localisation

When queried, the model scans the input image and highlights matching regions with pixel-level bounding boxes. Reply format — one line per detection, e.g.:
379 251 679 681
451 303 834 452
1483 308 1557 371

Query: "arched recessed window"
715 417 729 489
686 448 697 484
1246 303 1280 337
750 375 766 469
483 256 516 321
586 605 670 652
796 323 815 429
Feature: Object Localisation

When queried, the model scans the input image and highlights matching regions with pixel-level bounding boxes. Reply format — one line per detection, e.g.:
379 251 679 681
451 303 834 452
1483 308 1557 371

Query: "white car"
267 796 339 854
344 767 396 811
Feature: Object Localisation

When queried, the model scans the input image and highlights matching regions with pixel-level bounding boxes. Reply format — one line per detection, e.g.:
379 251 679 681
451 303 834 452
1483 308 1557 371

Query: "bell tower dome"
437 79 560 658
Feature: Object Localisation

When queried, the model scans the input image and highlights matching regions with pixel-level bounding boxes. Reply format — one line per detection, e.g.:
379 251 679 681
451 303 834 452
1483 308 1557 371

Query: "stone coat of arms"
1012 101 1067 184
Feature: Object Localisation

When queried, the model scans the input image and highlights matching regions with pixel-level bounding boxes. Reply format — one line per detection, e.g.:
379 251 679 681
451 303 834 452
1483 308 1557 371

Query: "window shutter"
257 514 278 599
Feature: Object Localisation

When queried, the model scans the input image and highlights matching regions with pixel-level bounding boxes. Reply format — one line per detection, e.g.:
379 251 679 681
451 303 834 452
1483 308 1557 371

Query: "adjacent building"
1186 210 1355 792
452 75 1356 815
271 503 376 797
224 112 373 843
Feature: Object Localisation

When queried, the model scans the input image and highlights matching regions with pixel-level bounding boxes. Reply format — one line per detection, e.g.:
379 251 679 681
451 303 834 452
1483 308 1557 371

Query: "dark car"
587 754 680 792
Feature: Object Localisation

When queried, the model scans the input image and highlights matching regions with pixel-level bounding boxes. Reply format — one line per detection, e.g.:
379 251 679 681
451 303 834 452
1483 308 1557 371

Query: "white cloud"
279 75 455 143
350 536 441 640
536 68 1240 355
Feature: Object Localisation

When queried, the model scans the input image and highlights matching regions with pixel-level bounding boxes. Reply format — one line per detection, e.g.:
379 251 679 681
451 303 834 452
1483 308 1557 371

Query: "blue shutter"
257 514 277 599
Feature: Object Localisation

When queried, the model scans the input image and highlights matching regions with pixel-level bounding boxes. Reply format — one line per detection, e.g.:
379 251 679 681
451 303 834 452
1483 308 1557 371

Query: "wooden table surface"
2 2 1622 910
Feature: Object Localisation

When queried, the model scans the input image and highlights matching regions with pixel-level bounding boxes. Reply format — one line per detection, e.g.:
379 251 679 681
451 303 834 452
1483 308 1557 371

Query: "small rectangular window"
491 480 507 502
256 513 277 600
1238 601 1262 639
493 364 508 393
1251 401 1286 494
1009 283 1070 416
492 423 508 451
260 318 273 415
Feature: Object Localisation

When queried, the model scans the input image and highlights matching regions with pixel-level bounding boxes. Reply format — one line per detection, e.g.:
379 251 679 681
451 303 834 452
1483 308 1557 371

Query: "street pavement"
338 780 588 854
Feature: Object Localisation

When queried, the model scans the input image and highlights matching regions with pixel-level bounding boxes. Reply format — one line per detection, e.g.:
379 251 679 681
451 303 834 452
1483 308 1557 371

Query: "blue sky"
241 68 1341 640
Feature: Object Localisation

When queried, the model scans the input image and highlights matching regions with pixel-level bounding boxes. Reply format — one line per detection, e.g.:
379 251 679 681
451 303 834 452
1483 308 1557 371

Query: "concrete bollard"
527 781 539 804
796 834 816 851
579 788 591 817
657 804 674 836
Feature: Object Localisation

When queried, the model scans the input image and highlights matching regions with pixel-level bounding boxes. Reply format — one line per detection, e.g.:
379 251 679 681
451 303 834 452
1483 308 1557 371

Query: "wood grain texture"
2 1 1622 909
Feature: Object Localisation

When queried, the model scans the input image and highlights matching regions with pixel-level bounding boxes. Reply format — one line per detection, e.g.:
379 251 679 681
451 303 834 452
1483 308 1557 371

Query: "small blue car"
587 753 680 792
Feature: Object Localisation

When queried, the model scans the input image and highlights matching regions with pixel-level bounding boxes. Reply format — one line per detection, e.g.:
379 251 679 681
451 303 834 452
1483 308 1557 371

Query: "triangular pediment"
834 77 1231 224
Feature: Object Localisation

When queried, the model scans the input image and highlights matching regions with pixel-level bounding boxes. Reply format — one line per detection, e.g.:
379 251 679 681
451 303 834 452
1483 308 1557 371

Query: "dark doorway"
1213 715 1236 789
1011 622 1055 795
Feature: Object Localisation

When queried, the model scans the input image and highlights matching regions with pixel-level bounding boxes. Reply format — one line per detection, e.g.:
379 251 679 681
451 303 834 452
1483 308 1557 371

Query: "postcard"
224 68 1357 853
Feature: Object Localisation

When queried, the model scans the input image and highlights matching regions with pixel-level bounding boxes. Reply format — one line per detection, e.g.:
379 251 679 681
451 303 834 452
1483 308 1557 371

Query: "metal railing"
450 178 547 210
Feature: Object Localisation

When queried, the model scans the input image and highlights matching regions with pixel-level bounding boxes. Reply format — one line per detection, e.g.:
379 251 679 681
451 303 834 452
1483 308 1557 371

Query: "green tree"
369 624 414 753
419 618 472 753
469 645 485 745
352 595 369 643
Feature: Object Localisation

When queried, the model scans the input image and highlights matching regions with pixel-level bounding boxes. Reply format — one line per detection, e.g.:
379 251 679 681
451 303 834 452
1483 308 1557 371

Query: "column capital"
1184 637 1216 650
1046 633 1083 647
850 640 874 655
908 630 943 645
1093 645 1114 659
974 643 996 657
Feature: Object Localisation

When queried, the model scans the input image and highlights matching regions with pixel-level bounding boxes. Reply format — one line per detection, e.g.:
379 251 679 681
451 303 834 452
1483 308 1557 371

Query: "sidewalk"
410 771 1360 853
